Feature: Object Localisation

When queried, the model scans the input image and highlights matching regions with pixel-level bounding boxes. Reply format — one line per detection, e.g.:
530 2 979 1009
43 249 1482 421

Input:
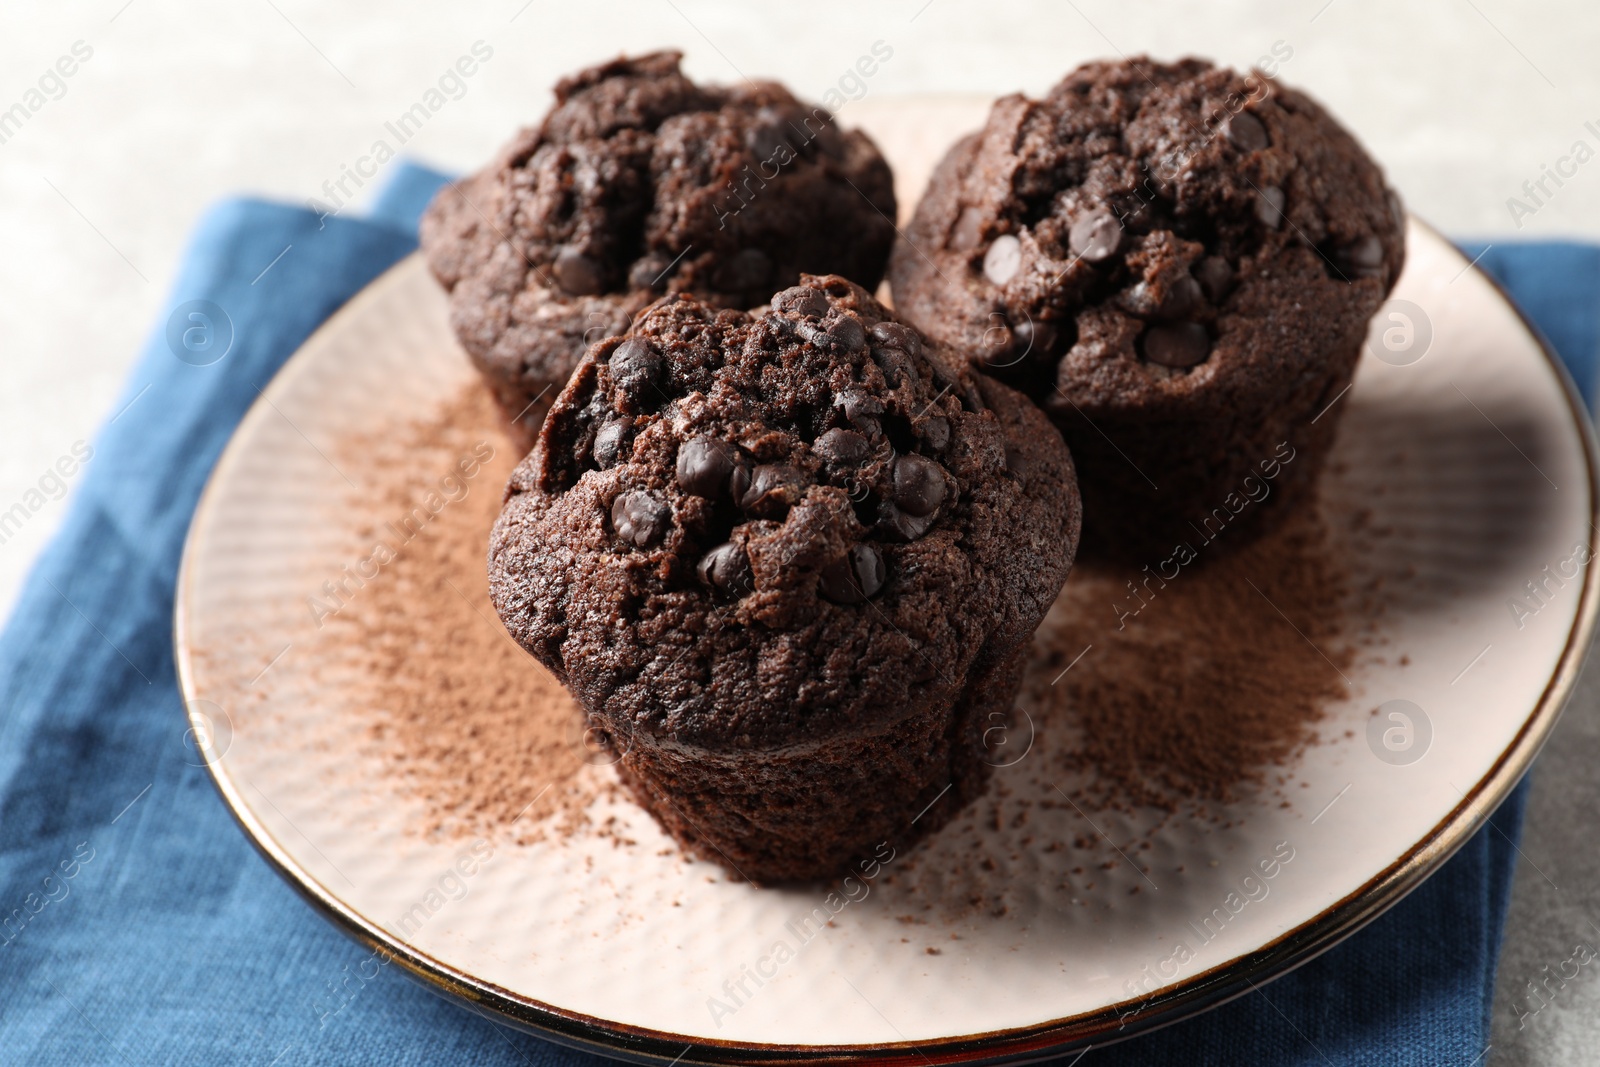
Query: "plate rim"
174 219 1600 1065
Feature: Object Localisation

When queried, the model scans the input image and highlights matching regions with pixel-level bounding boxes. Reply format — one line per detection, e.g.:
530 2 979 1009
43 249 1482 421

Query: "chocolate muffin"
422 51 898 452
889 57 1404 558
488 275 1081 882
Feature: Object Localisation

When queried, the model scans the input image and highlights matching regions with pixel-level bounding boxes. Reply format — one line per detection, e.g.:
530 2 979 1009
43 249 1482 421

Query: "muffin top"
488 276 1080 752
889 57 1405 410
423 51 897 428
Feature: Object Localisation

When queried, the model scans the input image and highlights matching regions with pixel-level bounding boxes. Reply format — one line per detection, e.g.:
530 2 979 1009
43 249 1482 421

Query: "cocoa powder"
322 382 1351 849
1032 506 1353 813
328 384 611 842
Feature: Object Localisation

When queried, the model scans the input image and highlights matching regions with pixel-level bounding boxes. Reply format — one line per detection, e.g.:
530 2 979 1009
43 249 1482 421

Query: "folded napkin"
0 164 1563 1065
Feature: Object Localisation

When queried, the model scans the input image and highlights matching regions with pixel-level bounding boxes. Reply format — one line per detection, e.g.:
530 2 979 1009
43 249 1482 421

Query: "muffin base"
1048 328 1363 563
606 644 1028 884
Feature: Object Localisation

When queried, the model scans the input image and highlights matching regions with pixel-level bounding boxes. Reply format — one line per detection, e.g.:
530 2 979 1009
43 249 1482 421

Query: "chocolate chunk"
1011 317 1057 357
815 428 870 466
553 246 605 296
773 285 829 318
609 338 661 394
1193 256 1235 303
829 315 867 351
698 542 754 596
738 463 803 515
629 254 673 291
1143 322 1212 368
983 234 1022 285
1338 235 1385 278
919 416 950 452
819 543 886 604
869 321 922 355
1225 111 1269 152
1069 211 1123 262
1255 186 1285 229
835 389 885 423
715 248 772 292
612 490 670 547
892 454 946 516
593 418 630 469
675 436 737 497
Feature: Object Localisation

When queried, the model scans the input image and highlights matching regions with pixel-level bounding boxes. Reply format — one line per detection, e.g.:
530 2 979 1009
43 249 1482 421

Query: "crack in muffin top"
890 56 1405 406
488 275 1081 751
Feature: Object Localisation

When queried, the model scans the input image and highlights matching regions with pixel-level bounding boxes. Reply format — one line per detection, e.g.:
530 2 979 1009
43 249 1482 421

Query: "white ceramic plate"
176 102 1599 1062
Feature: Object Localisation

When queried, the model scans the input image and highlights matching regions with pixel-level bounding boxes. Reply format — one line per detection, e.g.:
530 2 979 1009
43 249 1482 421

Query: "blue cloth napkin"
0 164 1566 1065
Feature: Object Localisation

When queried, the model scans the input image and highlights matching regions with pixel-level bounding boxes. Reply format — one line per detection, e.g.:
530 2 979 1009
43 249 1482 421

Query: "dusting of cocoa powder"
327 384 613 842
1031 506 1353 813
317 381 1353 863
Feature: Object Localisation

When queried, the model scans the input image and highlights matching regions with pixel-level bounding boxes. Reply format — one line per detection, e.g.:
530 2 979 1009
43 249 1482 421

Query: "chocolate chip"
715 248 771 292
1011 317 1057 357
728 464 751 503
593 418 630 469
950 207 985 252
1123 276 1202 319
1156 275 1203 319
628 254 673 291
881 504 936 541
815 428 870 466
773 285 829 318
1069 211 1123 262
918 416 950 453
609 338 661 394
698 542 754 596
892 454 946 517
553 246 604 296
738 463 802 515
869 321 922 355
983 234 1022 285
829 315 867 351
611 490 670 547
1225 111 1269 153
834 390 885 424
746 108 794 162
1193 256 1235 303
1255 186 1285 229
1338 235 1385 278
871 345 914 386
675 437 737 497
819 544 886 604
1143 322 1212 368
